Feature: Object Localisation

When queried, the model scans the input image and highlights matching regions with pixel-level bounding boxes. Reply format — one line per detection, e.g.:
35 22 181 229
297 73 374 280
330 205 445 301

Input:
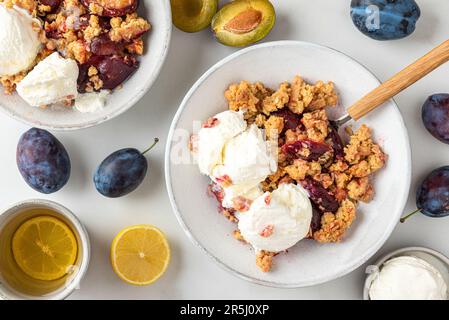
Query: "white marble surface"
1 0 448 299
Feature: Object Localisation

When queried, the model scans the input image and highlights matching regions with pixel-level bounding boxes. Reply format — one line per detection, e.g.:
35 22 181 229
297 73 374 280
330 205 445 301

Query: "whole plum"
401 166 449 222
350 0 420 40
422 94 449 144
94 138 158 198
17 128 71 194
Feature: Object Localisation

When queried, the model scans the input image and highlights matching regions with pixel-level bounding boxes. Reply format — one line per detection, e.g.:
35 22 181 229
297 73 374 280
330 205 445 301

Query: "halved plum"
81 0 138 17
171 0 218 33
211 0 275 47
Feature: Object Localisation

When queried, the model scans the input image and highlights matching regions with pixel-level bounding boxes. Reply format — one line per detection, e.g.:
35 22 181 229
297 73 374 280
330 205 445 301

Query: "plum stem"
142 138 159 155
400 208 421 223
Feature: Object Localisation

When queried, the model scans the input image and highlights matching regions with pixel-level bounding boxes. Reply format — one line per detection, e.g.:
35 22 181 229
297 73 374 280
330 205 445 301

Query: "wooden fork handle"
348 39 449 120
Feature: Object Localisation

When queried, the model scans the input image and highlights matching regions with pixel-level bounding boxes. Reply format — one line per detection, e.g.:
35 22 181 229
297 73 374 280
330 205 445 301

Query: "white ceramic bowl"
0 199 90 300
165 41 411 287
363 247 449 300
0 0 172 130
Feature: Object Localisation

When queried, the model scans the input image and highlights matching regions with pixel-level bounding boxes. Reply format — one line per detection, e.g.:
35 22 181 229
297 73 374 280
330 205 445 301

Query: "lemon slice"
12 216 78 281
110 225 171 286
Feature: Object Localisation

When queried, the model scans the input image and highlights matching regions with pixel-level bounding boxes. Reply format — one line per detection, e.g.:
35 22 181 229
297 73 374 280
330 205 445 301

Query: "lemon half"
110 225 171 286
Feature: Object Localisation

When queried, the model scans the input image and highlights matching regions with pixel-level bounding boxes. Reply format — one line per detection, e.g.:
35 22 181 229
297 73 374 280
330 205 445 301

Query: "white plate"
0 0 172 130
165 41 411 288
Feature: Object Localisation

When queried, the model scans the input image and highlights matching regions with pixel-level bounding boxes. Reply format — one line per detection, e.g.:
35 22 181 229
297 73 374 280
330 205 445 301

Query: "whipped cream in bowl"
364 247 449 300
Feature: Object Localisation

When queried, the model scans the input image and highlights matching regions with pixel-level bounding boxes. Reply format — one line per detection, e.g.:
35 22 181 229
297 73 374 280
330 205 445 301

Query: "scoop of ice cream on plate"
238 183 312 253
195 109 313 258
0 4 41 77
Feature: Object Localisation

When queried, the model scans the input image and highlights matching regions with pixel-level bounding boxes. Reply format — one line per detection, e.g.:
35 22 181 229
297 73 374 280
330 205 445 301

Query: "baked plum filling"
77 54 138 91
90 34 125 56
328 125 345 160
272 108 302 132
301 178 339 213
282 139 331 161
310 203 323 234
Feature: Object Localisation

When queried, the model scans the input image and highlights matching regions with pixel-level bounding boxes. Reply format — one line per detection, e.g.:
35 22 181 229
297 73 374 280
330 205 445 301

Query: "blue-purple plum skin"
422 94 449 144
94 148 147 198
350 0 420 40
417 166 449 218
17 128 71 194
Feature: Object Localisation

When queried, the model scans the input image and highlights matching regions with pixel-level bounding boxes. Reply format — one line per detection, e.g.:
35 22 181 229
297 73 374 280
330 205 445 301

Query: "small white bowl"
0 199 90 300
165 40 411 287
0 0 172 130
364 246 449 300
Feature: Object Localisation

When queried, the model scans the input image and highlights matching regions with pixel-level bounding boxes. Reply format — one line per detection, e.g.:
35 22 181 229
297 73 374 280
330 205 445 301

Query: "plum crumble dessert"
192 75 387 272
0 0 150 112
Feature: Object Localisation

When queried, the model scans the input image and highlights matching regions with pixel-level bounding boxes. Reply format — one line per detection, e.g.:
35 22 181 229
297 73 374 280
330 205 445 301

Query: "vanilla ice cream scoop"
17 52 79 107
0 4 41 76
197 111 247 176
212 124 277 186
369 256 448 300
238 183 313 252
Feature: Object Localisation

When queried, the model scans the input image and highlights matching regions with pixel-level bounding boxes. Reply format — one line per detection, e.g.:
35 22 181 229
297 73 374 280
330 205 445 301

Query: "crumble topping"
233 230 246 243
204 75 386 272
256 251 275 273
109 14 150 42
261 82 291 115
313 199 356 243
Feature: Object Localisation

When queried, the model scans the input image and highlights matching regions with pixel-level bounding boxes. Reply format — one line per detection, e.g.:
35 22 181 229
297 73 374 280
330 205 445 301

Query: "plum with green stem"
401 166 449 222
94 138 159 198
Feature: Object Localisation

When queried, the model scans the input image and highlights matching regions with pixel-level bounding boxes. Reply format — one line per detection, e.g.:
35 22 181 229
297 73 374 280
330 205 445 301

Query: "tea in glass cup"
0 199 90 300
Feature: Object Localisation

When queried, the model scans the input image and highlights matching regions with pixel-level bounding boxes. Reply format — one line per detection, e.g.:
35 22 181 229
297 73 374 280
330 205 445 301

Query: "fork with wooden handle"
331 39 449 129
